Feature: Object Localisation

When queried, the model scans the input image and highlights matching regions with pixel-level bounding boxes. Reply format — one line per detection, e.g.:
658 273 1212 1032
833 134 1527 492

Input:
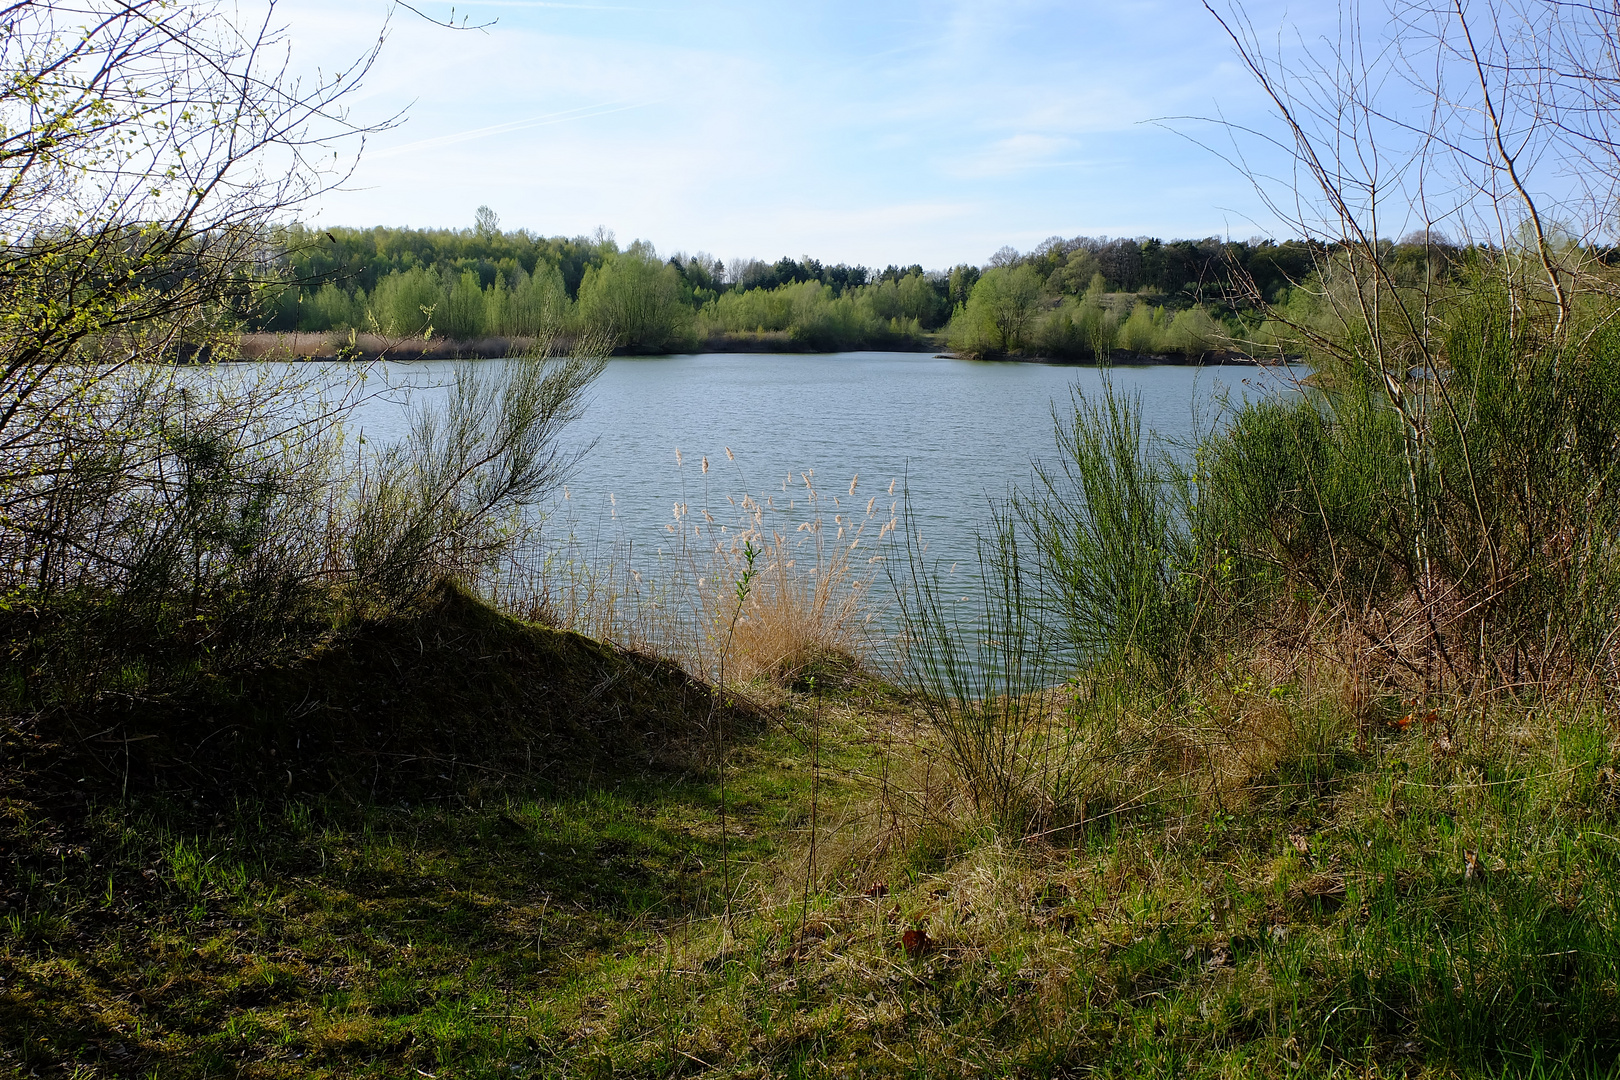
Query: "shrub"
895 270 1620 838
577 244 694 352
0 347 606 710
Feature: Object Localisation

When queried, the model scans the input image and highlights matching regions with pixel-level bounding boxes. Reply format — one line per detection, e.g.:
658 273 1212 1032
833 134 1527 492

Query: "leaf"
900 929 933 957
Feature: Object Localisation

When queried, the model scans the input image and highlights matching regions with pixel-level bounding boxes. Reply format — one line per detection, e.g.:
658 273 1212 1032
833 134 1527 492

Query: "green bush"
577 244 694 352
366 266 443 337
1187 287 1620 682
897 270 1620 838
0 349 606 711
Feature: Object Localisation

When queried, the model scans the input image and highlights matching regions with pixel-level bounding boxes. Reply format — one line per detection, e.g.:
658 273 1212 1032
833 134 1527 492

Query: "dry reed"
490 454 891 690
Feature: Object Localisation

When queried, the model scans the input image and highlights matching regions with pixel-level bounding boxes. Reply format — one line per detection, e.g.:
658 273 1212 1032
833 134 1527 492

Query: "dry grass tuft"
702 527 874 688
494 455 891 692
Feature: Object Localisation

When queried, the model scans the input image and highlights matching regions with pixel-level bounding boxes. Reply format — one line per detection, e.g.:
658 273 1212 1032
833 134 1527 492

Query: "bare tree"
1190 0 1620 690
0 0 397 548
1202 1 1620 342
0 3 609 700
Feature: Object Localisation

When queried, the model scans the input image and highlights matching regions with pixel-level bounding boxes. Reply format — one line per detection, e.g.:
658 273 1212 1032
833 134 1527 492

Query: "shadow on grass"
0 584 776 1078
0 762 778 1077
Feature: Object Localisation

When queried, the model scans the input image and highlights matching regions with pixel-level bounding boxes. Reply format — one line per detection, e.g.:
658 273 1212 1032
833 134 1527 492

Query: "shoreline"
223 333 1296 366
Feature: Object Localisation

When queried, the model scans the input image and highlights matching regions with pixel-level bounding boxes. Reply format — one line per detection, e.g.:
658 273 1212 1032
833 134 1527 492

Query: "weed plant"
895 265 1620 860
498 452 888 692
0 343 605 727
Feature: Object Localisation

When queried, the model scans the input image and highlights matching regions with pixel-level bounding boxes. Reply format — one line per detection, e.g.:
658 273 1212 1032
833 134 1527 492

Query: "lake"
338 351 1300 662
349 351 1292 547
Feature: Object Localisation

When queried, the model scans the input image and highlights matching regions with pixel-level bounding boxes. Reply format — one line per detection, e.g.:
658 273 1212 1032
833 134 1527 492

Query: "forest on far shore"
246 212 1423 359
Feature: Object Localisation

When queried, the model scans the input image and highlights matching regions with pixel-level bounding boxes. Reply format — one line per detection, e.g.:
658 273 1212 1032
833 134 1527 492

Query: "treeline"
250 214 1483 358
249 220 962 353
941 233 1476 359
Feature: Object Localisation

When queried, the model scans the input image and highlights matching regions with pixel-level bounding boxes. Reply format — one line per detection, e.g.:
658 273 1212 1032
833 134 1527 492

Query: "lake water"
334 351 1299 660
348 351 1292 554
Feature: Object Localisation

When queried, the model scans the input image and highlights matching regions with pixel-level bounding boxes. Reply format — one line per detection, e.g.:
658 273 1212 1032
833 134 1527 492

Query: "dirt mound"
4 582 734 802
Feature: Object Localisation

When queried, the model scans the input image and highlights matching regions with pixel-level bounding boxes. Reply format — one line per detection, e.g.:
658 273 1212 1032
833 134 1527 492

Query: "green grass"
5 664 1620 1078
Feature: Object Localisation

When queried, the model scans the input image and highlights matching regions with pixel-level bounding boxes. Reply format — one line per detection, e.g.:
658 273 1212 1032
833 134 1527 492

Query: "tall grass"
1022 385 1205 690
891 498 1072 832
890 419 1186 836
894 272 1620 839
493 456 886 691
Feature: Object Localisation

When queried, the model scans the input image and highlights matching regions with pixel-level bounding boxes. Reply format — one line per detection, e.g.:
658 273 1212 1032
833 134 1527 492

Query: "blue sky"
283 0 1323 268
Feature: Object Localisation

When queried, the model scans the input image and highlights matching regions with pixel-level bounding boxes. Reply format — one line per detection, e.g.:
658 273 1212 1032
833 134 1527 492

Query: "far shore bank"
224 332 1292 366
230 331 945 362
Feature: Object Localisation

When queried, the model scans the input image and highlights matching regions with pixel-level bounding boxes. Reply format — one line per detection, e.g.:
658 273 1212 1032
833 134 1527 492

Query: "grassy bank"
4 582 1619 1078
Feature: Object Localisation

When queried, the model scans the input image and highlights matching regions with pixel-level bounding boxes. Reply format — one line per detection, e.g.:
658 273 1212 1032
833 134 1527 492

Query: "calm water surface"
343 350 1294 574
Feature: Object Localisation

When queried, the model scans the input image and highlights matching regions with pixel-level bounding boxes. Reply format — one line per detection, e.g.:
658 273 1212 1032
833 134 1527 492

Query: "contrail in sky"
367 101 653 159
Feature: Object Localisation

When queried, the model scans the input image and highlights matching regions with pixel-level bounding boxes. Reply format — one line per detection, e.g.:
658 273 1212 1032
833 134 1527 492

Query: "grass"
9 314 1620 1075
0 664 891 1078
5 594 1620 1078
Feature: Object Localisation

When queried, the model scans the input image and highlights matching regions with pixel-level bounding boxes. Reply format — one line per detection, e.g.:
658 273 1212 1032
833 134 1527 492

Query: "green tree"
367 268 444 337
484 274 508 336
504 264 572 338
577 243 694 352
956 266 1043 353
301 284 358 331
443 269 488 340
1061 250 1102 294
0 0 400 612
704 285 794 333
475 205 501 240
790 282 876 350
896 272 947 327
1118 302 1164 353
0 0 385 404
947 265 981 309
